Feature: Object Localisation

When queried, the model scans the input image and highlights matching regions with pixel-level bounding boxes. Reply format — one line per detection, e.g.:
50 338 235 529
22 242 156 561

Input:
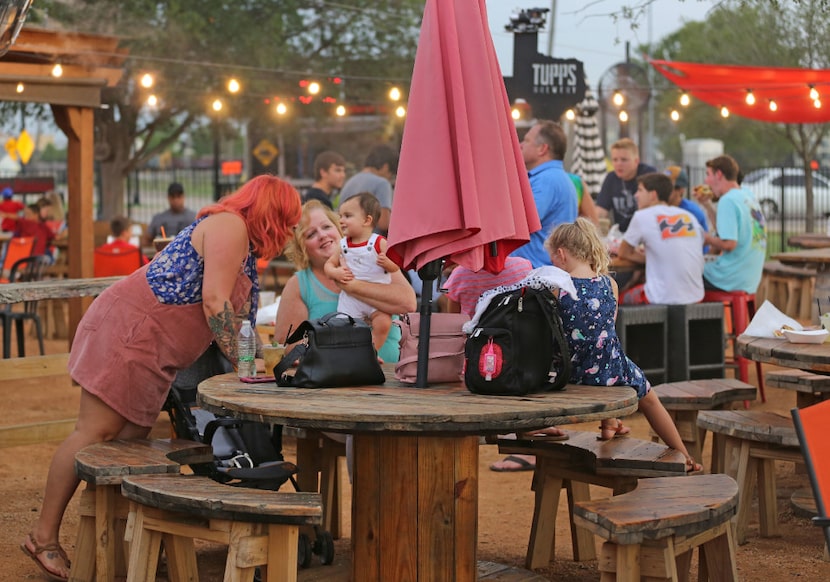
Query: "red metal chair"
93 246 144 277
703 290 765 403
0 235 36 283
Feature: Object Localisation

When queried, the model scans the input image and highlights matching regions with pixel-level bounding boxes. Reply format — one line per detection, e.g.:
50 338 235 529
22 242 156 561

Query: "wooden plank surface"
737 335 830 373
696 410 799 446
0 276 120 303
773 248 830 265
122 474 322 525
651 379 757 410
765 369 830 392
197 374 639 435
0 353 69 381
573 474 738 545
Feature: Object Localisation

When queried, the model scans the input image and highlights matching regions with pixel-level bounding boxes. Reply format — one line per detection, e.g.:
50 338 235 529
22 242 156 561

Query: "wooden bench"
498 431 687 568
697 410 802 545
122 473 322 582
758 260 817 320
69 438 214 582
574 474 739 582
649 379 757 462
765 369 830 408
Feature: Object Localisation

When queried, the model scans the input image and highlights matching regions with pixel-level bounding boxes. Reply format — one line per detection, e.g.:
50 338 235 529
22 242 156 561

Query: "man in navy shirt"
596 138 656 233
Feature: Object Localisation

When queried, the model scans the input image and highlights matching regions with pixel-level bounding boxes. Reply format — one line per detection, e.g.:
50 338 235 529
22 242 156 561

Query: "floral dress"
558 275 649 398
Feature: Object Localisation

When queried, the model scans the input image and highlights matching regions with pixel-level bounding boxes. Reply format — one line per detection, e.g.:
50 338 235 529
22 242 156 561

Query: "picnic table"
772 247 830 322
787 233 830 249
198 373 638 582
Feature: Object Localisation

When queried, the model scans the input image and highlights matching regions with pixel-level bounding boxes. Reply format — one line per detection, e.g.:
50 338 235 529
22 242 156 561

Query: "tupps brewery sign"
504 33 586 120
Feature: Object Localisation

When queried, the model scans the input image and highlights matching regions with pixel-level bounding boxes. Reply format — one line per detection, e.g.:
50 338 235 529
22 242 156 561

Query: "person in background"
664 166 708 232
0 186 24 232
698 155 767 293
546 218 701 471
96 215 149 267
302 150 347 209
443 256 532 318
596 138 656 233
39 192 67 239
275 200 415 364
143 182 197 246
14 203 55 258
20 175 302 581
568 172 599 225
324 192 398 354
510 120 578 267
617 173 705 305
339 145 399 236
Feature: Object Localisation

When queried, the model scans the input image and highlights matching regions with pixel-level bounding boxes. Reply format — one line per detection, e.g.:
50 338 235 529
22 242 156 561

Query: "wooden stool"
70 438 213 582
122 473 322 582
765 369 830 408
574 474 739 582
498 431 687 568
650 379 757 462
697 410 802 545
702 290 766 402
758 260 816 321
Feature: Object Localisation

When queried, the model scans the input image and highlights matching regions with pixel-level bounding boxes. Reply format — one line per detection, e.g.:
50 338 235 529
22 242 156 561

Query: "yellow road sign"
253 139 278 167
17 130 34 164
5 137 17 160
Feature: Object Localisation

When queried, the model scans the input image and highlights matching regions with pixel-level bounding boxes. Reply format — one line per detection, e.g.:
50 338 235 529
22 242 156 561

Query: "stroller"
162 344 335 567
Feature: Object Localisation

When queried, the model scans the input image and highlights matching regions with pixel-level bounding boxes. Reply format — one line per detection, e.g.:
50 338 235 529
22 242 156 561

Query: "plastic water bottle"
237 320 256 378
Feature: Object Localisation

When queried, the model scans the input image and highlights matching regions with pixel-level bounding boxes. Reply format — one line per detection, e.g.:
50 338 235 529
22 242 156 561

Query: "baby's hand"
376 252 399 272
328 266 354 283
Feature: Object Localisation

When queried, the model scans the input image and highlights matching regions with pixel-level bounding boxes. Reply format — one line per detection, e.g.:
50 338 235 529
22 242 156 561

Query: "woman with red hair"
20 175 301 581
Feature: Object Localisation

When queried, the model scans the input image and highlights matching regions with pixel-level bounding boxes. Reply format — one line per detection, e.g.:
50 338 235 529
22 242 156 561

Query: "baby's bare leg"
369 311 393 352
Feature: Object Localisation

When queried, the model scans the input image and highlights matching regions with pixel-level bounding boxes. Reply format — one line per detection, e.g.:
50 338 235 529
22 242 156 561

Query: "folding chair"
93 246 144 277
0 235 36 283
1 255 48 358
791 400 830 560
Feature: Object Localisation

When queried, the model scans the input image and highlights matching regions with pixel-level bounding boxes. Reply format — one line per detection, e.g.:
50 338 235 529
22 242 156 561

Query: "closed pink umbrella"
387 0 540 386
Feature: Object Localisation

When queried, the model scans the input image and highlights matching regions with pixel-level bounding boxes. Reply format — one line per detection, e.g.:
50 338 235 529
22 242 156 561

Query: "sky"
485 0 715 89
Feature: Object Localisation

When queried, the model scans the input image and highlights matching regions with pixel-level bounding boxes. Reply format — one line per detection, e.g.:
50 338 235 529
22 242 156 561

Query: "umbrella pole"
415 258 444 387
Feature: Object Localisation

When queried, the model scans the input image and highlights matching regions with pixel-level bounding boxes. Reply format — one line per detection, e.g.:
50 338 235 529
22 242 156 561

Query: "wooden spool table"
198 373 638 582
772 248 830 322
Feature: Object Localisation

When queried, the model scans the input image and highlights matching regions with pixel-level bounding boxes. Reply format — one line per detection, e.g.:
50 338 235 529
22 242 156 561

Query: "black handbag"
274 312 385 388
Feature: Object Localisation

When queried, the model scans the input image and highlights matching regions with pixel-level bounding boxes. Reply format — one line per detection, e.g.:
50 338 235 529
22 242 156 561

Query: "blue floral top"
558 275 648 398
145 216 259 324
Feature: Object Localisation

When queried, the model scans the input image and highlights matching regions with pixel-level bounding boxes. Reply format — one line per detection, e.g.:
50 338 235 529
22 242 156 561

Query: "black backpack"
464 286 571 396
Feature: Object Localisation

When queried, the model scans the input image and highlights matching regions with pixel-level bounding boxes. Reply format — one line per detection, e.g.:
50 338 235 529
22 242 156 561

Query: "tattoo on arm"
208 302 239 366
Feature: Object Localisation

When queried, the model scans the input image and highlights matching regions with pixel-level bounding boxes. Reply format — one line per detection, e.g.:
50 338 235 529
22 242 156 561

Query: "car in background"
743 167 830 217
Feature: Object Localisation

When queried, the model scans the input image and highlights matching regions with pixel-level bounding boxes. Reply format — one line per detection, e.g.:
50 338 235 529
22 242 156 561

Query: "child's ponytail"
545 217 610 275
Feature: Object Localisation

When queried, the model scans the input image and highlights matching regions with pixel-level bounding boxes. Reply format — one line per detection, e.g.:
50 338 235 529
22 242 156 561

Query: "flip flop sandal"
489 455 536 472
19 533 70 582
686 458 704 473
597 421 631 441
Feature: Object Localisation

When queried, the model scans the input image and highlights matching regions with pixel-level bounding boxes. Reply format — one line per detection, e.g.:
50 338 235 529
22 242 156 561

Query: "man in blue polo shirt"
511 120 578 267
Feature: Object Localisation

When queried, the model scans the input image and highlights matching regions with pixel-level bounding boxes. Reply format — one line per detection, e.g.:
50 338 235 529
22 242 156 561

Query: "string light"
395 105 406 118
511 108 521 120
670 109 680 122
140 73 154 88
275 102 287 115
147 94 158 107
335 104 346 116
810 85 820 101
227 78 240 93
769 99 778 112
679 93 690 107
612 90 624 107
745 90 755 106
307 81 321 95
15 82 23 93
211 98 223 112
815 99 822 109
388 87 401 101
618 110 629 123
720 106 730 118
51 63 63 77
564 109 575 121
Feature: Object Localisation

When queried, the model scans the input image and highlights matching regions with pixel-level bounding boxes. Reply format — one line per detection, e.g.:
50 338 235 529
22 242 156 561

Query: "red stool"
703 290 766 403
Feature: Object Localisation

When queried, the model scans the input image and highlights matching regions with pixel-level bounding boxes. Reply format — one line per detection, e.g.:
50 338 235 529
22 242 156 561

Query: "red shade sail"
650 59 830 124
387 0 540 275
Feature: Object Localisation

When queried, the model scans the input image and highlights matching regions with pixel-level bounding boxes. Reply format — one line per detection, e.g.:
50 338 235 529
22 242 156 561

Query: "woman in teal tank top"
275 201 415 364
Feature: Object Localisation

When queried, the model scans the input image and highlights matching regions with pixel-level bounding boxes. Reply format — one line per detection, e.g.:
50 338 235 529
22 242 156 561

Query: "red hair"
198 175 302 259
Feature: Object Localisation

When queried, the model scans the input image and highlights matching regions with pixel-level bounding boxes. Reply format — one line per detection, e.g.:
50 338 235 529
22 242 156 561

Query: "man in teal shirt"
700 155 766 293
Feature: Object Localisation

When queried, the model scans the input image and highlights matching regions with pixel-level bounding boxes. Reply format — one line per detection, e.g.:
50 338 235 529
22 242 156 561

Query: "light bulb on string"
612 90 624 107
211 98 223 113
679 93 690 107
670 109 680 122
51 63 63 78
618 110 629 123
147 94 158 107
810 85 820 101
395 105 406 118
275 102 287 115
815 99 822 109
769 99 778 112
15 82 23 93
227 78 241 94
388 87 401 101
140 73 154 89
308 81 321 95
720 106 730 118
745 90 755 106
335 105 346 117
511 108 521 120
564 109 575 121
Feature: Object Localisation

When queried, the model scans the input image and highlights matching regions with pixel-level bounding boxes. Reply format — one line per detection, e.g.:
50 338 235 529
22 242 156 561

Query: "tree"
644 0 830 230
28 0 423 218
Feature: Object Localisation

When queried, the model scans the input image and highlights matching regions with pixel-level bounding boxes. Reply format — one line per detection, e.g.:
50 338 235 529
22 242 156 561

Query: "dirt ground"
4 334 830 581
